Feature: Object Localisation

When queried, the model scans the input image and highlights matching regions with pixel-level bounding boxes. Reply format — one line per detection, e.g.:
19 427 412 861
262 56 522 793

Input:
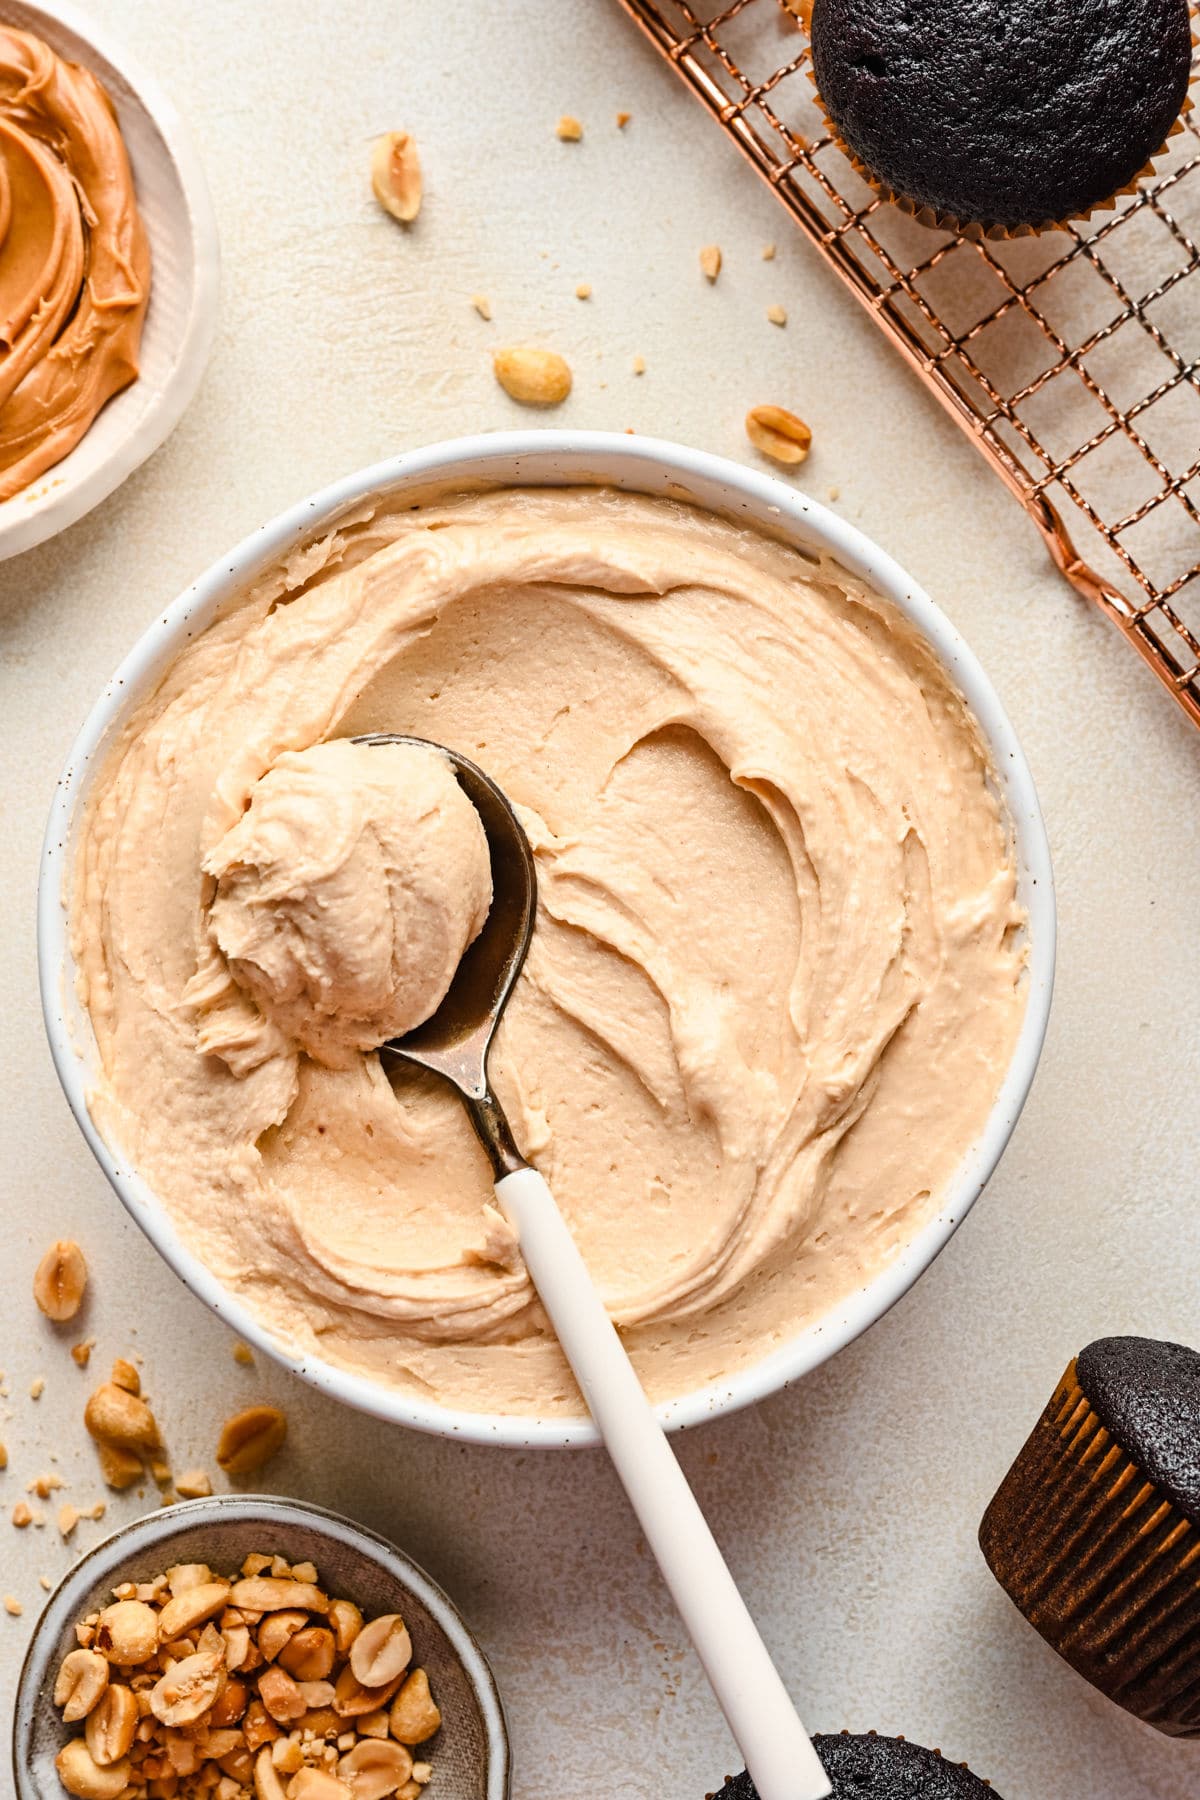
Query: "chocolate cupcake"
711 1731 1002 1797
809 0 1194 235
980 1335 1200 1736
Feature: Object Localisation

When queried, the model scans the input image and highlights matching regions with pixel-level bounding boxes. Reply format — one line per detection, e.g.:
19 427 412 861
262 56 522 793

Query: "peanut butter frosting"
72 488 1027 1418
0 27 150 501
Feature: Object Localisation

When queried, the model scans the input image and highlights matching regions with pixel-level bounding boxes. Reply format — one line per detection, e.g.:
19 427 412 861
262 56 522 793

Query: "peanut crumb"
828 485 840 500
58 1503 80 1539
39 1574 52 1591
29 1472 65 1498
175 1468 213 1499
30 1376 45 1400
762 243 776 260
232 1342 254 1367
575 281 592 300
471 294 493 321
12 1501 32 1528
767 304 787 326
632 355 646 376
616 111 631 128
0 1443 7 1470
4 1595 22 1616
699 244 722 283
111 1358 140 1395
70 1340 94 1368
555 115 583 141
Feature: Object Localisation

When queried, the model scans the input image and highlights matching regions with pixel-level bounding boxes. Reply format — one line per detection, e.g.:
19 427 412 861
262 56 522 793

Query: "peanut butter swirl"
0 28 150 501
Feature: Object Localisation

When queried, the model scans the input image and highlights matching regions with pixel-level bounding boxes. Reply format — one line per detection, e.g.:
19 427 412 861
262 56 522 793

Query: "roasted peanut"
174 1467 213 1498
156 1579 231 1641
209 1675 249 1725
328 1598 364 1656
333 1661 407 1719
95 1442 142 1490
258 1664 307 1725
258 1608 310 1661
33 1239 88 1320
350 1614 411 1690
84 1682 138 1764
254 1744 289 1800
370 131 422 223
149 1648 225 1726
54 1739 130 1799
110 1358 140 1395
54 1648 110 1721
96 1600 158 1664
289 1767 353 1798
279 1624 335 1680
233 1576 327 1614
84 1382 160 1452
492 347 572 407
244 1696 282 1750
388 1668 440 1745
745 404 812 466
339 1736 413 1798
167 1561 213 1596
217 1404 287 1475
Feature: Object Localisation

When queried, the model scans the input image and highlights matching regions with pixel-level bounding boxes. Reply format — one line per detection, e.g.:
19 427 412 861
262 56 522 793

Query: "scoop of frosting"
202 738 491 1067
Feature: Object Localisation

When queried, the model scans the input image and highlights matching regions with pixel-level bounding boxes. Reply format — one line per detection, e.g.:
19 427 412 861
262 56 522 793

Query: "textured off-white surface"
2 5 1198 1799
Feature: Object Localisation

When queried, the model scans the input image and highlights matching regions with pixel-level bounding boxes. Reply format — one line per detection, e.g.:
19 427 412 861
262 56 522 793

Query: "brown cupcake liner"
980 1359 1200 1737
795 23 1196 240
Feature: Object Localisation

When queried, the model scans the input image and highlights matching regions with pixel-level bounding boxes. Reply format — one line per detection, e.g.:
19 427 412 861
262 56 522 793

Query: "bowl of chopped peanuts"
11 1492 509 1800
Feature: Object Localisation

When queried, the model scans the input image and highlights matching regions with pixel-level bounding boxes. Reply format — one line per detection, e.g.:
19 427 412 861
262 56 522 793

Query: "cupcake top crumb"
1078 1335 1200 1525
810 0 1193 232
711 1732 1000 1797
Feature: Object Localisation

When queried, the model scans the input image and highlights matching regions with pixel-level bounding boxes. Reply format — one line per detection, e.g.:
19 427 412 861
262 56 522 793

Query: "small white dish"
0 0 219 560
38 430 1056 1449
11 1493 510 1800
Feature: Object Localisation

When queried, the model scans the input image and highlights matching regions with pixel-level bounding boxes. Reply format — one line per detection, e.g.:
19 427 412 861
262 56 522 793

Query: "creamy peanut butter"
0 28 150 501
72 489 1026 1417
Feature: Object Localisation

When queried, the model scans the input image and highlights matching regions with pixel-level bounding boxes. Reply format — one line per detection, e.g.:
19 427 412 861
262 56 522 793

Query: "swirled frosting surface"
0 27 150 500
72 489 1026 1416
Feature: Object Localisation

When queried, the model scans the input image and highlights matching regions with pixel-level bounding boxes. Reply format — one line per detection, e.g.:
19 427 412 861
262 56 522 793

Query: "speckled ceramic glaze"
11 1493 509 1799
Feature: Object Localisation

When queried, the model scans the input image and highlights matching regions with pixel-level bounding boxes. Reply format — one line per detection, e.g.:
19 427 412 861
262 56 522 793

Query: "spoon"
358 733 831 1800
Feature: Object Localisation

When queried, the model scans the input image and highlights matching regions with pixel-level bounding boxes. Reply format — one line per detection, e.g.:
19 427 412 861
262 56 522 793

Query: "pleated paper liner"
790 8 1196 241
980 1359 1200 1737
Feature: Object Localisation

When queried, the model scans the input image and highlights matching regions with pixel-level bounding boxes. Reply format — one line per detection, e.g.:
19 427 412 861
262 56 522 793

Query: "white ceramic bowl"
38 431 1055 1448
0 0 219 559
11 1493 509 1800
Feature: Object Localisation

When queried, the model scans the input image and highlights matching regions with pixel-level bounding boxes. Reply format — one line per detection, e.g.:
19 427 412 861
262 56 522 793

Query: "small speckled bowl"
11 1493 509 1800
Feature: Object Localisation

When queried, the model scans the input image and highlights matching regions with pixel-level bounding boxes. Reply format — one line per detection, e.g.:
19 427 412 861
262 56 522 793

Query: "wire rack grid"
617 0 1200 733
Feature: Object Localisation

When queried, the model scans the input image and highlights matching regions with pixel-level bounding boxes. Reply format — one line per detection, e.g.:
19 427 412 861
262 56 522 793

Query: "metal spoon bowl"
353 733 533 1175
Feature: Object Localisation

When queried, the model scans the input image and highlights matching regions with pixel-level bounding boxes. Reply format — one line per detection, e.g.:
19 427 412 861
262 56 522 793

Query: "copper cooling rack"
617 0 1200 732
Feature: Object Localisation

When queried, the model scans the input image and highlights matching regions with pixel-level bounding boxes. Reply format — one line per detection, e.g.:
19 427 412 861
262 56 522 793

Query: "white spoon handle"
495 1166 830 1800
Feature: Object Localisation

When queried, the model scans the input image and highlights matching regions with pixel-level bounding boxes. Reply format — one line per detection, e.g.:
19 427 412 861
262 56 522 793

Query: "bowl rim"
38 428 1056 1448
11 1492 511 1800
0 0 220 560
